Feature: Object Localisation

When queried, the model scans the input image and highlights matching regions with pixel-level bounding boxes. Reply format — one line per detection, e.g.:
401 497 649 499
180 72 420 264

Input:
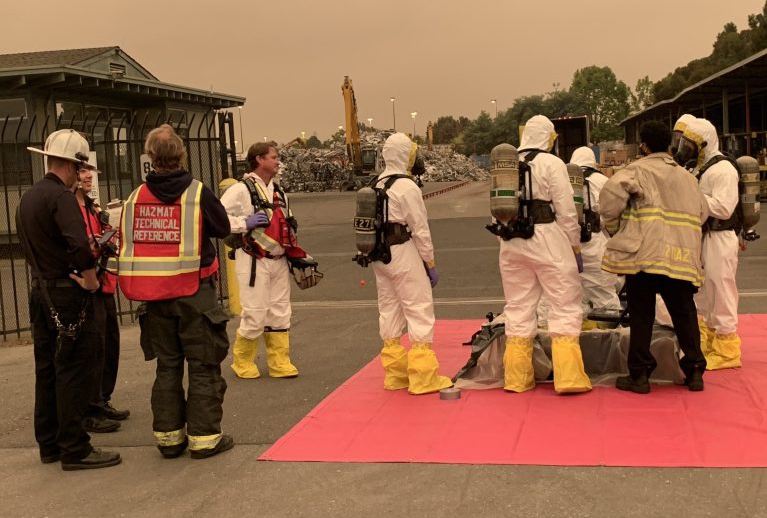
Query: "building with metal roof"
621 48 767 159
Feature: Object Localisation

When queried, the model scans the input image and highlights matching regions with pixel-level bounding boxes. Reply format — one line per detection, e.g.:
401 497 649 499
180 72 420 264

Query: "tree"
460 112 495 155
630 76 655 113
543 89 584 119
569 66 630 142
653 2 767 102
321 128 345 148
432 115 469 144
305 135 323 148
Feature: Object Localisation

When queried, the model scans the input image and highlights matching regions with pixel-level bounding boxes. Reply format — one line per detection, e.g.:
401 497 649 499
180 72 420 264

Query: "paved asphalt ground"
2 181 767 517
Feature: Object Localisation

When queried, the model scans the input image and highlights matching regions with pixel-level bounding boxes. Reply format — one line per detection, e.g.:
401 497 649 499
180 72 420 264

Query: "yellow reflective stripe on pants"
189 432 223 451
154 428 186 447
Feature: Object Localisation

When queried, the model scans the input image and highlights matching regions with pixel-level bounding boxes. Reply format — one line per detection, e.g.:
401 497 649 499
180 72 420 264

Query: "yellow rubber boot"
706 332 742 370
503 336 535 393
551 335 592 394
263 331 299 378
698 316 714 358
406 342 452 395
381 338 409 390
230 331 261 379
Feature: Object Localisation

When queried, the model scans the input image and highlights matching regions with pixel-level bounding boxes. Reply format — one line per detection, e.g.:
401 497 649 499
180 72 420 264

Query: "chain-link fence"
0 109 236 339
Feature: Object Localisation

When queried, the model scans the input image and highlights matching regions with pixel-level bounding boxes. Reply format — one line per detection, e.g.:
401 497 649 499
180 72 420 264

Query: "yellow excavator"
340 76 382 191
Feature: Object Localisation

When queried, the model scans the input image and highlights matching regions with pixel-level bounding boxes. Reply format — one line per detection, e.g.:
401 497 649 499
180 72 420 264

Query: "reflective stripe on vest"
118 180 203 301
602 205 704 286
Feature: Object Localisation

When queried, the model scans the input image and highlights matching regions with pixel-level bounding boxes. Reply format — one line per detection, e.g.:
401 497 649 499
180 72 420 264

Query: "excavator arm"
342 76 363 173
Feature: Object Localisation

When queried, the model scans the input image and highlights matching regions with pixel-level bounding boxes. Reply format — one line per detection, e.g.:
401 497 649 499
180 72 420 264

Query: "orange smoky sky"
2 0 765 144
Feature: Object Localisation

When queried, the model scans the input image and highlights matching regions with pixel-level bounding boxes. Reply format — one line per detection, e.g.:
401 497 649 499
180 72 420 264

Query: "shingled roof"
0 47 117 69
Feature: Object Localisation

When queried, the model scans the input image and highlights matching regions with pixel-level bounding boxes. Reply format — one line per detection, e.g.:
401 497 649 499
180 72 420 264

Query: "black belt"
383 222 412 246
529 200 556 224
707 217 737 232
31 278 79 289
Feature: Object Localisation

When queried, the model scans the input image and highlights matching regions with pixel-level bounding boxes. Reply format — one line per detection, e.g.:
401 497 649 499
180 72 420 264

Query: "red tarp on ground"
260 315 767 467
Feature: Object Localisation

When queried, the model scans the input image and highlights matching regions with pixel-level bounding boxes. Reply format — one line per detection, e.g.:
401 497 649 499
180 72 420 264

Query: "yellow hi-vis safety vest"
118 179 204 301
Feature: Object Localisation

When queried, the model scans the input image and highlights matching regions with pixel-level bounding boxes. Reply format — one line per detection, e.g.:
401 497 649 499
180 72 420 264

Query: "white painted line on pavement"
293 297 506 309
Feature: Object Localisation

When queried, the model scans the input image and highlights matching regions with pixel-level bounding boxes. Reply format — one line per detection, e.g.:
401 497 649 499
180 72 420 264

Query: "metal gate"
0 109 238 339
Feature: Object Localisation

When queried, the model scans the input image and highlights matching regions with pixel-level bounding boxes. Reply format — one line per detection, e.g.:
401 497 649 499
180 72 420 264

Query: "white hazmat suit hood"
570 146 598 171
520 115 557 152
683 118 721 169
381 133 413 176
673 113 697 133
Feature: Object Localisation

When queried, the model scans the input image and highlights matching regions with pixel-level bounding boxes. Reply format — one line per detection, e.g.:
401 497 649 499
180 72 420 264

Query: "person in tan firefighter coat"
501 115 591 394
680 118 743 370
374 133 453 395
119 124 234 459
600 121 708 393
221 141 306 379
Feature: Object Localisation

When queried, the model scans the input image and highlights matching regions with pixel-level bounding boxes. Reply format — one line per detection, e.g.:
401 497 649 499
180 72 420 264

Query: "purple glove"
245 212 269 230
575 252 584 273
427 266 439 288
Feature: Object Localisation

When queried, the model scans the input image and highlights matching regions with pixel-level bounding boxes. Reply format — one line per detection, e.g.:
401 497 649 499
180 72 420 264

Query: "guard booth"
0 46 245 339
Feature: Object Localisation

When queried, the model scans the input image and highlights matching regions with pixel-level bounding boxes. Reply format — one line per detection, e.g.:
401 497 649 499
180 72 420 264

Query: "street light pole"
390 97 396 131
491 99 497 118
238 106 245 155
410 111 417 139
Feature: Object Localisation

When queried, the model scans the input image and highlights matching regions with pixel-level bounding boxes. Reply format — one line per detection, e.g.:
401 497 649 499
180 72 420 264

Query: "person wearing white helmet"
19 129 121 470
677 118 742 370
372 133 453 395
570 146 621 319
500 115 592 394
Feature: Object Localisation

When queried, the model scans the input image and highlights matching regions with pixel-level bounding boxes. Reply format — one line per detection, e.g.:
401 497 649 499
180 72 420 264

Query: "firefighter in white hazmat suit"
374 133 452 395
570 146 621 316
680 118 742 369
221 142 301 379
500 115 591 394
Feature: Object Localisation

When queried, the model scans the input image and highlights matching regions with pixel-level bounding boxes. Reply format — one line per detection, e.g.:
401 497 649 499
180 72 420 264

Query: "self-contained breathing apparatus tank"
736 155 761 241
353 186 378 256
353 174 414 266
567 162 585 230
485 144 536 240
489 144 520 225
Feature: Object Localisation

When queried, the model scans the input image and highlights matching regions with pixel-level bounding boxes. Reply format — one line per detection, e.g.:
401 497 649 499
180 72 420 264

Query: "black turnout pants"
141 280 230 439
625 272 707 378
31 287 98 462
88 292 121 411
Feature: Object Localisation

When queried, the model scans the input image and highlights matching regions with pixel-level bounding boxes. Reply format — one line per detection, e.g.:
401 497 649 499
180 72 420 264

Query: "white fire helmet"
27 129 95 170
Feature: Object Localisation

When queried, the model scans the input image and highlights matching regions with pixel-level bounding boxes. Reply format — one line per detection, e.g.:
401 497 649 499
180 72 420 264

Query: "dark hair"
246 141 278 171
639 121 671 153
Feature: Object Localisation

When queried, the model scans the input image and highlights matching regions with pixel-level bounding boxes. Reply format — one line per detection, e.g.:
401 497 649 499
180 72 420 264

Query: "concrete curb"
422 180 471 200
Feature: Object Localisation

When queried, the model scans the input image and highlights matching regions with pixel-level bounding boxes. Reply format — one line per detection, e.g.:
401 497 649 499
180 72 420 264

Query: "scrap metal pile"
277 147 348 192
278 131 489 192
